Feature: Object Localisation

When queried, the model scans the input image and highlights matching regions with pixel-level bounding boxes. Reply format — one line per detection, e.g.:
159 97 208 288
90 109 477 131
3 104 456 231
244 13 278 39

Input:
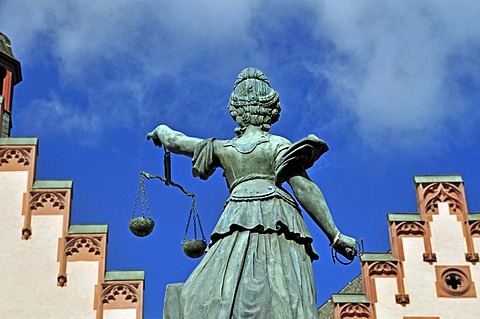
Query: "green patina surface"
388 212 480 222
331 294 369 304
150 68 358 317
360 253 396 262
414 175 463 184
33 180 73 189
0 33 15 57
0 33 22 84
469 213 480 221
105 270 145 281
0 137 38 146
387 213 422 222
69 224 108 234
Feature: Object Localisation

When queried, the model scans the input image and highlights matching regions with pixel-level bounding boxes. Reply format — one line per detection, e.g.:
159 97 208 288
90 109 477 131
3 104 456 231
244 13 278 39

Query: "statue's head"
228 67 281 135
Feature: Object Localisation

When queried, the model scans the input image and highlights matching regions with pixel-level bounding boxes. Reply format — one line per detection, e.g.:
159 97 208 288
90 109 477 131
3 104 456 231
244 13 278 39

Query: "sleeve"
274 134 329 181
192 138 218 180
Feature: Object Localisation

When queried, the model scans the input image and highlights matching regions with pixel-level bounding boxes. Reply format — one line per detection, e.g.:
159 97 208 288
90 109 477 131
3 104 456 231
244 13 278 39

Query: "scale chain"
131 173 143 219
140 175 152 218
141 175 145 217
182 196 207 242
193 213 197 240
131 172 152 219
183 198 194 242
194 200 206 242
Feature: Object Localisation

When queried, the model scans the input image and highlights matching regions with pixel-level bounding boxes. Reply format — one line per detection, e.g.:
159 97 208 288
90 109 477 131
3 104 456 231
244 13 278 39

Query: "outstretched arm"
147 124 202 158
287 171 357 260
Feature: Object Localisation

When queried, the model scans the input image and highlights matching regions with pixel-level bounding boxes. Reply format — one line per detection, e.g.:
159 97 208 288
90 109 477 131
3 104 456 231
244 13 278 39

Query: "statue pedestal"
163 283 184 319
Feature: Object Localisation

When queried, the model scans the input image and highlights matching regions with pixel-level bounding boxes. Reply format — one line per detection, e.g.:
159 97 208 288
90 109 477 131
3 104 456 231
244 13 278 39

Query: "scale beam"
140 171 195 198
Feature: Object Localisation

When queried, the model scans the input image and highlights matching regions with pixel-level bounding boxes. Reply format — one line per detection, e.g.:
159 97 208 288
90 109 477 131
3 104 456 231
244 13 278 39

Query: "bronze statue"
148 67 357 318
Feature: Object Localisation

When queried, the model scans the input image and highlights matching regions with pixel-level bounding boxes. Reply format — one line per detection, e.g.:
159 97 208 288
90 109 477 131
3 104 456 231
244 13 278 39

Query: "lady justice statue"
147 67 357 318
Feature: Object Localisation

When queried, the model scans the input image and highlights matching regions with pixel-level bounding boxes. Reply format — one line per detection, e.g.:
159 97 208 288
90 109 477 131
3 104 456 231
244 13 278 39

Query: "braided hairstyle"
228 67 281 136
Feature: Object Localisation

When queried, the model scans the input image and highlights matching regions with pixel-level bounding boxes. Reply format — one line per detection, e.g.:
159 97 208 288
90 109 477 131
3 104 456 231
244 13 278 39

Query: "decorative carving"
390 220 435 263
101 283 139 305
0 147 31 167
368 261 398 277
435 265 476 298
339 303 371 319
423 252 437 263
417 181 479 264
65 236 102 257
396 221 425 236
363 260 408 305
469 220 480 236
29 191 66 212
463 219 479 263
21 227 32 240
421 182 465 217
395 293 410 304
57 234 106 288
57 275 67 287
465 252 479 263
94 280 144 319
21 188 71 243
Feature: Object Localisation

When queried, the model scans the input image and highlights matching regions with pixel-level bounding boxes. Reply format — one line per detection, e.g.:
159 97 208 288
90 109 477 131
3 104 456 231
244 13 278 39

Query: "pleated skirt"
163 230 318 319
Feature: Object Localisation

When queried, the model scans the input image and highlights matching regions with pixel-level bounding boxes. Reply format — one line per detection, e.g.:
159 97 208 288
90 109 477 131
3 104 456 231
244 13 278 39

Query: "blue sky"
2 1 480 318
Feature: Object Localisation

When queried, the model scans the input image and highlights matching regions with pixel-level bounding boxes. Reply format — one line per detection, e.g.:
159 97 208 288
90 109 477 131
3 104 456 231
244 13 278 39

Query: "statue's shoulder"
274 134 329 180
269 133 328 151
269 134 292 147
288 134 329 154
212 138 228 148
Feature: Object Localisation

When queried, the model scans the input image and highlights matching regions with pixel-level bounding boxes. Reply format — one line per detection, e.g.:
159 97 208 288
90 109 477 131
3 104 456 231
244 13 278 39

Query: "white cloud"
314 1 480 147
1 0 480 149
0 0 260 137
0 0 256 77
18 92 99 139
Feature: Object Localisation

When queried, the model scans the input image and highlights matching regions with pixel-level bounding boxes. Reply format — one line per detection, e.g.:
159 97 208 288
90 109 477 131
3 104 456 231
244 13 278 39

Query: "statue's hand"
146 125 165 147
331 233 357 261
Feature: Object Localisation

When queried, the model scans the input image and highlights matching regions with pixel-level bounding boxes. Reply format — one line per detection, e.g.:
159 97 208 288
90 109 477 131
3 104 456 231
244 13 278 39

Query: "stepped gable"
0 136 144 318
318 175 480 319
0 32 144 319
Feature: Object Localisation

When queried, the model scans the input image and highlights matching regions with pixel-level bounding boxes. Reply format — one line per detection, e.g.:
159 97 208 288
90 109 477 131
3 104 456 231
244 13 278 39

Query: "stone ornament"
435 265 477 298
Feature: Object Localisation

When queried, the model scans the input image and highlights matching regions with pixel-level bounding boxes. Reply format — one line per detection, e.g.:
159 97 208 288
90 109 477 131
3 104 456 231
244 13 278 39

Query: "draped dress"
163 133 328 319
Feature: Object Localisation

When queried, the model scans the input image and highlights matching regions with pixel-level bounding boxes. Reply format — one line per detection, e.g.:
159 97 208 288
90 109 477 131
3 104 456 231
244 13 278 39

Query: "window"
435 265 476 298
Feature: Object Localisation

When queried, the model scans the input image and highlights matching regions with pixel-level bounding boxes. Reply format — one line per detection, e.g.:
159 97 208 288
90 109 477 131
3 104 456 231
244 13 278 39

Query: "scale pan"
129 217 155 237
182 239 207 258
